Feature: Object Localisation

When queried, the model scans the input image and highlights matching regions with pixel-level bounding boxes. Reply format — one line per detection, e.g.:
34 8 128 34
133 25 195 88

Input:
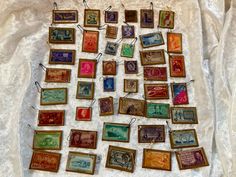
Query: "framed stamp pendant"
102 122 130 142
82 30 99 53
138 125 165 143
38 110 65 126
171 83 189 105
32 130 62 150
66 151 97 175
40 88 67 105
52 10 78 24
49 49 75 65
45 68 71 83
121 43 135 58
84 9 100 27
49 27 75 44
29 151 61 172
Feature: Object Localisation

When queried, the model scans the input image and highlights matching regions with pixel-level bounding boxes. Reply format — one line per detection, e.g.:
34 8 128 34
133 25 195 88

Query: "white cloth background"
0 0 235 176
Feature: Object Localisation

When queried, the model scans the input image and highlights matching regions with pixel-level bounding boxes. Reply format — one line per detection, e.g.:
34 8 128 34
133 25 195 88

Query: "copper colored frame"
49 27 75 44
40 88 68 105
38 110 65 126
144 84 169 100
138 125 165 143
49 49 76 65
52 10 78 24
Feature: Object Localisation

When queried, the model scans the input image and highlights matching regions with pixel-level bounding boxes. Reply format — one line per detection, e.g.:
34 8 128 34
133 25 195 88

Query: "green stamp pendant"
40 88 67 105
120 43 134 58
146 103 170 119
33 131 62 150
102 122 130 142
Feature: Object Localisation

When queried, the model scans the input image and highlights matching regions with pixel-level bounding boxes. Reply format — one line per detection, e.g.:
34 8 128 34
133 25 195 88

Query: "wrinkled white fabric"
0 0 233 176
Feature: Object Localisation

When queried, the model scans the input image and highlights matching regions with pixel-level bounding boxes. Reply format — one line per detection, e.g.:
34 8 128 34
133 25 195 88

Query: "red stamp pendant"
38 110 65 126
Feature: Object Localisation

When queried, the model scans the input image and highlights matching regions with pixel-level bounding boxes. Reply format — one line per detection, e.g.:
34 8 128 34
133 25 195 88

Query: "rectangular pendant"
66 151 97 174
139 32 164 48
45 68 71 83
144 84 169 100
138 125 165 143
176 147 209 170
118 97 146 117
33 130 62 150
82 30 99 53
171 83 189 105
40 88 67 105
52 10 78 24
171 107 198 124
38 110 65 126
144 67 167 81
146 102 170 119
69 129 97 149
49 27 75 44
106 145 136 173
142 149 171 171
140 9 154 28
29 151 61 172
169 129 199 149
140 49 165 65
102 122 130 142
49 49 75 65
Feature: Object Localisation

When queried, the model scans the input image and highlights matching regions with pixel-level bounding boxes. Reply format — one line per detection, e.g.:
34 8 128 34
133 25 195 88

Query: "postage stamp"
106 25 118 39
75 107 92 121
125 10 138 22
138 125 165 143
105 11 118 23
99 97 114 116
124 79 138 93
140 9 154 28
139 32 164 48
167 32 183 54
66 151 96 174
106 145 136 173
118 97 146 116
122 25 135 38
144 84 169 100
38 110 65 126
102 122 130 142
45 68 71 83
140 49 165 65
121 43 135 58
49 27 75 44
158 10 175 29
84 9 100 27
144 67 167 81
142 149 171 171
175 147 209 170
169 129 199 149
29 151 61 172
52 10 78 24
49 49 75 65
82 30 99 53
169 55 186 77
76 81 94 100
103 61 116 75
171 107 198 124
78 59 97 78
69 129 97 149
40 88 67 105
105 41 119 56
146 103 170 119
171 83 189 105
103 77 115 92
124 61 138 74
33 130 62 150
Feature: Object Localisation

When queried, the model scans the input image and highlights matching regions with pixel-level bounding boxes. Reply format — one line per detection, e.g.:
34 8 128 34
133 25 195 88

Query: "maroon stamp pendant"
69 129 97 149
144 67 167 81
45 68 71 83
38 110 65 126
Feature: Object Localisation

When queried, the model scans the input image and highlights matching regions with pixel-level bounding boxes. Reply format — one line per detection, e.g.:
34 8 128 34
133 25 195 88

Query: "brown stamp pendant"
29 151 61 172
45 68 71 83
38 110 65 126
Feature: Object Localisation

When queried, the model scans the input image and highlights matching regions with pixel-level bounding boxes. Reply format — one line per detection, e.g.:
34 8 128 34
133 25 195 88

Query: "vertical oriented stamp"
125 10 138 23
103 77 115 92
169 55 186 77
103 61 116 75
76 81 95 100
124 79 138 93
122 25 135 38
158 10 175 29
171 83 189 105
105 11 118 23
99 97 114 116
82 30 99 53
84 9 100 27
106 25 118 39
78 59 97 78
140 9 154 28
124 61 138 74
167 32 183 54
